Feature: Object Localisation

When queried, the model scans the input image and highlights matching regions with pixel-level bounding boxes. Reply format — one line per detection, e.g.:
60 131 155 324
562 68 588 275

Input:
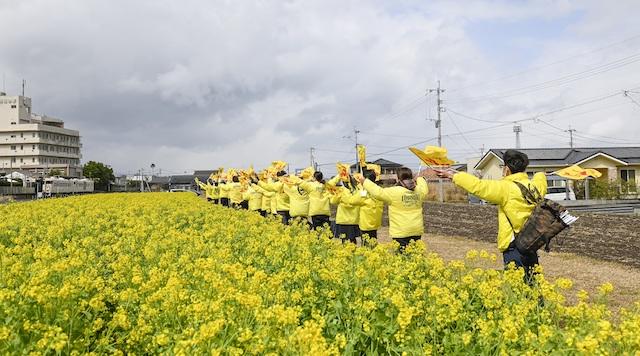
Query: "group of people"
196 162 430 251
196 149 548 279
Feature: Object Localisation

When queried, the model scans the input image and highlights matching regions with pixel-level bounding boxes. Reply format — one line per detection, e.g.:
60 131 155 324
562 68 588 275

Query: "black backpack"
506 181 571 254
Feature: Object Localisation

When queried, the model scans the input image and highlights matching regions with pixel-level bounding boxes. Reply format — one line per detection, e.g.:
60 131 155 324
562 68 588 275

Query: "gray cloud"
1 0 639 174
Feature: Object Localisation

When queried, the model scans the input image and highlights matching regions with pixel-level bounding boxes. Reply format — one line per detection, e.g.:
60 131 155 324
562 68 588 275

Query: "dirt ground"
374 228 640 311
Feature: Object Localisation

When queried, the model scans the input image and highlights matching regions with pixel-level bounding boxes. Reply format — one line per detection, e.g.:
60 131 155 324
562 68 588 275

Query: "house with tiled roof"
474 147 640 192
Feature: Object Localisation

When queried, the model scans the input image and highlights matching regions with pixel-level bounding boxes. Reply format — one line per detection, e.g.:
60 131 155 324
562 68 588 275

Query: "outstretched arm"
450 172 509 205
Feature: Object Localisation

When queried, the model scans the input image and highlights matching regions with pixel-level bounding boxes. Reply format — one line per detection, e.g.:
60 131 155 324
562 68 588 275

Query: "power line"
624 90 640 108
448 33 640 93
448 52 640 103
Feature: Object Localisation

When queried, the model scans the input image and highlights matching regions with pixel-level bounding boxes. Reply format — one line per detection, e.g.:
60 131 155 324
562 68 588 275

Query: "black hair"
276 170 287 177
232 176 239 183
503 150 529 173
314 171 324 183
363 169 377 182
396 167 413 181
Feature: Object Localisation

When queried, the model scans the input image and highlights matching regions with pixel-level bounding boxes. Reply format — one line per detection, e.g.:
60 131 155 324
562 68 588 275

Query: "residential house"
474 147 640 196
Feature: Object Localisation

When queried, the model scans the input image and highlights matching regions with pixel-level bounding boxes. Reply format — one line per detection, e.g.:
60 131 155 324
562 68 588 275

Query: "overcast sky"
1 0 640 175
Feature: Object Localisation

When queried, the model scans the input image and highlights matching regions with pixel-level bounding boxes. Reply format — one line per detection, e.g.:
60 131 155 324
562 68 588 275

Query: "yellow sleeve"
299 181 313 193
329 189 343 205
326 175 340 187
532 172 548 196
258 179 281 192
341 190 366 206
362 179 392 204
452 172 509 205
415 177 429 200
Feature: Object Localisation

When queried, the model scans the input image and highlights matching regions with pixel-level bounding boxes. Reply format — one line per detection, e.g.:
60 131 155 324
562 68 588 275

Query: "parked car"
545 186 576 201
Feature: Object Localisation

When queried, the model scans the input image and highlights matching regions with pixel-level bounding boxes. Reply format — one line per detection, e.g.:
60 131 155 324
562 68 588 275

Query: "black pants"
360 230 377 239
277 210 291 225
311 215 330 230
240 201 249 210
360 230 378 246
503 241 539 284
394 236 421 253
220 197 229 207
335 224 360 244
212 199 219 205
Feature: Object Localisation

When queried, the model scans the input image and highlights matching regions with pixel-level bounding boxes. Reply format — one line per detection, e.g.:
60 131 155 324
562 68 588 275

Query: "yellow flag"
555 165 602 180
271 160 288 171
300 166 315 180
409 145 455 166
357 145 367 167
336 163 351 181
366 163 381 181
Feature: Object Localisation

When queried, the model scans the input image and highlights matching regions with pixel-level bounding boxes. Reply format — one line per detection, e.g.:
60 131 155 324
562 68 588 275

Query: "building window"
10 134 15 138
32 145 35 150
19 158 23 163
20 133 23 138
32 158 35 163
32 132 35 137
621 169 637 193
10 145 16 150
20 145 23 150
11 157 16 163
11 105 16 108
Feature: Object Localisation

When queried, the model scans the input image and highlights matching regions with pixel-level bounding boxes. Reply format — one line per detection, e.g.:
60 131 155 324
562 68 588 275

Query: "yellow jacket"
218 182 229 199
363 178 428 238
210 184 220 200
228 182 244 204
283 182 309 217
452 172 548 252
329 185 360 225
243 186 263 211
299 181 331 216
258 179 290 212
252 184 273 212
342 190 384 231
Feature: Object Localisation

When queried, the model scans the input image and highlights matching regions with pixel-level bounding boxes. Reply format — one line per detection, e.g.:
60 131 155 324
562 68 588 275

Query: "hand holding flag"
409 145 455 167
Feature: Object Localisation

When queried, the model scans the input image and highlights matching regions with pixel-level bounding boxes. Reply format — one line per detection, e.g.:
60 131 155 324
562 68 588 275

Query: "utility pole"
480 144 485 156
428 81 446 147
513 124 522 149
309 147 316 170
354 127 361 173
566 126 576 148
22 79 25 96
139 169 144 192
428 81 446 202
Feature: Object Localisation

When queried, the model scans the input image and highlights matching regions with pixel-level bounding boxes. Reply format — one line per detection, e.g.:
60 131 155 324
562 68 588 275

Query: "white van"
545 186 576 201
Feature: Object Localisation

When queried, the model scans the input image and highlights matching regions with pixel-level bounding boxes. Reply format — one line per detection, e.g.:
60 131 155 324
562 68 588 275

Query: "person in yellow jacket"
210 180 220 205
357 167 428 252
195 178 214 202
437 149 547 280
243 183 263 213
299 171 331 230
328 174 361 244
218 178 230 207
258 170 291 224
282 175 310 226
345 169 384 245
251 177 273 217
228 176 244 208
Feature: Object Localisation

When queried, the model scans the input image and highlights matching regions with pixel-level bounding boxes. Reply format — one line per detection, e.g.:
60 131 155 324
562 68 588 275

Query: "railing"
0 186 36 195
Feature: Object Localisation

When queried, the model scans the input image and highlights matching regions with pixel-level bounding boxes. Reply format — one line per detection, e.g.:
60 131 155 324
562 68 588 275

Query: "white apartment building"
0 92 82 177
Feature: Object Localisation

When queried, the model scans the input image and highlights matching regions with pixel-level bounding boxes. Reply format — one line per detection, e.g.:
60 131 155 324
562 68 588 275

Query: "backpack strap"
513 181 542 205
